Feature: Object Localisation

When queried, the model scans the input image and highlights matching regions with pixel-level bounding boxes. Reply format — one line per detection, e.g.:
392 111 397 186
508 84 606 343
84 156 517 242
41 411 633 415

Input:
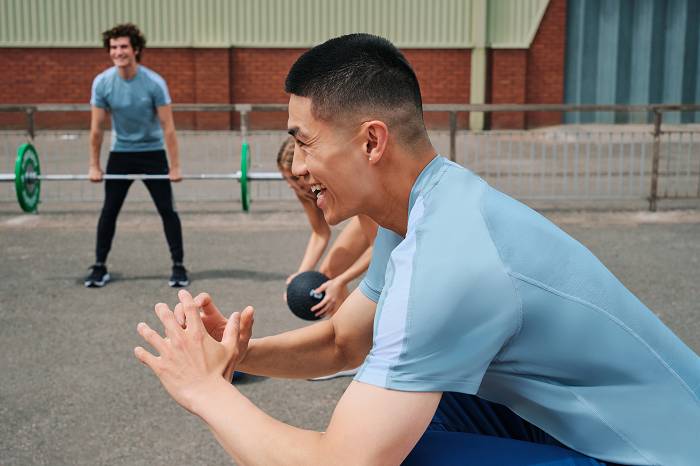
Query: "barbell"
1 143 284 213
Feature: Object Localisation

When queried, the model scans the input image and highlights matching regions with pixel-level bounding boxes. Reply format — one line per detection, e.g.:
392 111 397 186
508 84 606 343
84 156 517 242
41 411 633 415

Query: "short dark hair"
102 23 146 62
285 34 426 141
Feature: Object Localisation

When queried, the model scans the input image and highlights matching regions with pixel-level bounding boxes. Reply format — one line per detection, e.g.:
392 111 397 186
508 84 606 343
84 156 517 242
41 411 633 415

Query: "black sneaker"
169 264 189 287
84 264 110 288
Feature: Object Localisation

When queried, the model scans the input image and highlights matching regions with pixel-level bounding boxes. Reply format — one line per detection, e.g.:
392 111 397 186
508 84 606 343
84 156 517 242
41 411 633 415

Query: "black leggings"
95 150 184 264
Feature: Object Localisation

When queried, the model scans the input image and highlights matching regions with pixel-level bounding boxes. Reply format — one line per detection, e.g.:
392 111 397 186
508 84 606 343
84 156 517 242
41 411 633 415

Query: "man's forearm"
89 131 103 168
238 320 350 378
164 129 180 168
240 289 374 378
197 378 328 466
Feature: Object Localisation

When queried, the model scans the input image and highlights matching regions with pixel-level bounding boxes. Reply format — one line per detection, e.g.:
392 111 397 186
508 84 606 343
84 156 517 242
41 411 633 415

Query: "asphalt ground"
1 200 699 465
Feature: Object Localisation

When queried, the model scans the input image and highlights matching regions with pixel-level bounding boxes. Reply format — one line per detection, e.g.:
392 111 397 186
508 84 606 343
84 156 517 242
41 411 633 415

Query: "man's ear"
363 120 388 164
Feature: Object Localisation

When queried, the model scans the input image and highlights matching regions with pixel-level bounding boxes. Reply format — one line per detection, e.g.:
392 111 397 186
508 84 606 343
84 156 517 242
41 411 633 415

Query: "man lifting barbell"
85 23 188 288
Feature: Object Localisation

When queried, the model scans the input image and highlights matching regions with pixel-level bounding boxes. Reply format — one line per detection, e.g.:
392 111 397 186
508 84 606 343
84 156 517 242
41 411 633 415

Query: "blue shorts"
403 393 623 466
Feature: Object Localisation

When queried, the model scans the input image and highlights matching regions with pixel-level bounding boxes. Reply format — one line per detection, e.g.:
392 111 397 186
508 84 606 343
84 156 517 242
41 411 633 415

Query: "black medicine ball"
286 271 329 321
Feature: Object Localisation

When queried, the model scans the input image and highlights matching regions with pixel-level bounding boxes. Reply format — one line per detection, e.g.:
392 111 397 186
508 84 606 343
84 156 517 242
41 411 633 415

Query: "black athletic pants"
95 150 184 264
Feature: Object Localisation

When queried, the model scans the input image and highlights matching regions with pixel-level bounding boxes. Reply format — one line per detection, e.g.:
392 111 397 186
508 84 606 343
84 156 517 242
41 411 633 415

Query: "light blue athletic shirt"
358 155 700 466
90 65 171 152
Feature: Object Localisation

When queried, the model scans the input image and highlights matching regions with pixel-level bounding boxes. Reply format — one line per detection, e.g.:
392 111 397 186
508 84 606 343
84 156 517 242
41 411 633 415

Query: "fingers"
178 289 205 333
174 303 186 327
222 312 241 346
285 272 299 285
134 346 159 369
313 281 330 293
194 292 222 317
222 306 254 347
154 302 184 339
312 295 337 317
310 280 332 312
194 292 212 308
239 306 255 345
137 322 168 355
311 295 331 312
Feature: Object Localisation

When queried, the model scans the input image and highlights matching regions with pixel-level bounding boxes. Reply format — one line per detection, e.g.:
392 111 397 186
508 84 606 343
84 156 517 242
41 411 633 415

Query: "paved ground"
1 200 699 465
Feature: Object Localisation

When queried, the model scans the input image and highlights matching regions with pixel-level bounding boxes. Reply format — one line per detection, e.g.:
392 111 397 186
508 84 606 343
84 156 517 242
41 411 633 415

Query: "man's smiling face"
287 94 369 225
109 37 138 69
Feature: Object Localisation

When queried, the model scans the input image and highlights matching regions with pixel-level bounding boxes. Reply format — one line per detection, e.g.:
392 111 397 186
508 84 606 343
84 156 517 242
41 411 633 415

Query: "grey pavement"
1 200 699 465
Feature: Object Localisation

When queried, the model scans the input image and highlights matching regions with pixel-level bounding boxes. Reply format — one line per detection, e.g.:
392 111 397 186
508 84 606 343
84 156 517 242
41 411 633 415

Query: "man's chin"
323 210 351 227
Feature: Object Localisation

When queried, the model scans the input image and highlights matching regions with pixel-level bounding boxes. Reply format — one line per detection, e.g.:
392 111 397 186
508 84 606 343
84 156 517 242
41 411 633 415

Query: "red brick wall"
486 0 567 129
405 49 471 129
488 49 528 129
0 48 105 129
229 48 472 130
193 49 231 129
231 48 303 129
0 1 566 132
525 0 567 127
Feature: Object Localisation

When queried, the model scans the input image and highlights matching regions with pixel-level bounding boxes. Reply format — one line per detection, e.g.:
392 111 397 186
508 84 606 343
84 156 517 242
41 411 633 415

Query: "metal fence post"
449 111 457 162
648 110 662 212
26 108 35 140
239 109 249 144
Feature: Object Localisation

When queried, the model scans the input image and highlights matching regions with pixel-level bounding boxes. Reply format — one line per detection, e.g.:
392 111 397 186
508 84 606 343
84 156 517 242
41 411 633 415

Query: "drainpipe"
469 0 488 130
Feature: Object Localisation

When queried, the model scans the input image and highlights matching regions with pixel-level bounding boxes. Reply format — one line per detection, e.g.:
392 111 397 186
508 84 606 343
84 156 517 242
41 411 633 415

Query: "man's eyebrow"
287 127 309 140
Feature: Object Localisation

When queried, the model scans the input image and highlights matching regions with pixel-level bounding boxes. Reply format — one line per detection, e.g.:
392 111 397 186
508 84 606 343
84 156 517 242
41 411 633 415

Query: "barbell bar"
2 143 284 213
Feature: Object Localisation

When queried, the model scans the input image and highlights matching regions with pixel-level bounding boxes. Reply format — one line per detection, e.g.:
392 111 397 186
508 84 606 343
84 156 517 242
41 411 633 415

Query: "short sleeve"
356 194 521 394
90 74 108 108
147 70 172 107
359 227 403 302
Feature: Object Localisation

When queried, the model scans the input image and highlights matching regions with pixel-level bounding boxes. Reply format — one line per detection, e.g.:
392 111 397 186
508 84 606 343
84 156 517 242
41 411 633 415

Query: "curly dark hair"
102 23 146 62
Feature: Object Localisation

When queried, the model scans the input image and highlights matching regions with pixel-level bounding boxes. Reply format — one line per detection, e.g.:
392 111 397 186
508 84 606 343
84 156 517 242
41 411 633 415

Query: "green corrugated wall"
0 0 548 49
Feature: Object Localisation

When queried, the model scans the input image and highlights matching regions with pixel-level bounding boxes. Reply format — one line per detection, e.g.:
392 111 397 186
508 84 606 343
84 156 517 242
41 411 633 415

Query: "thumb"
314 280 331 293
221 311 241 348
239 306 255 345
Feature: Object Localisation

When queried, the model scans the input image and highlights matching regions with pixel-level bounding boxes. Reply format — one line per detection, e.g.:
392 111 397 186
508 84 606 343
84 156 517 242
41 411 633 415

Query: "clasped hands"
134 289 254 413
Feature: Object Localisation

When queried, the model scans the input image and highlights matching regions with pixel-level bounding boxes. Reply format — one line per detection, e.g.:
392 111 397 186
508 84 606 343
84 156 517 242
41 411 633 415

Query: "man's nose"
291 147 307 178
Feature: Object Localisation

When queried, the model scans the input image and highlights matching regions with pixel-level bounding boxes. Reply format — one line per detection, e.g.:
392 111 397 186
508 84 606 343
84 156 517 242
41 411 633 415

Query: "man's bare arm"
197 380 440 466
89 106 107 181
157 104 182 181
138 290 438 465
239 288 375 378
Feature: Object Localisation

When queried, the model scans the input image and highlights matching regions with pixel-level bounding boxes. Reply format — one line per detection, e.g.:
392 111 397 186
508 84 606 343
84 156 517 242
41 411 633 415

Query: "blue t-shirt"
90 65 171 152
358 155 700 466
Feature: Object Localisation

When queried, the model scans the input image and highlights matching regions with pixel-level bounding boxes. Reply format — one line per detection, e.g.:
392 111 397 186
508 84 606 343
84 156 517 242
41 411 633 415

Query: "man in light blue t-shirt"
85 23 188 288
133 34 699 465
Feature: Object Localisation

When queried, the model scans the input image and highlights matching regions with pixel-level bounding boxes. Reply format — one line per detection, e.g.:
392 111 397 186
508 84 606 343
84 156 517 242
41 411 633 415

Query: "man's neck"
368 146 437 237
117 63 138 80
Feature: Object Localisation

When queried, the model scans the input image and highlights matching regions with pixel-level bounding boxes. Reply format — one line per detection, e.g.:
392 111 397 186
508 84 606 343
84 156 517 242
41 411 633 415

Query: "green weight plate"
14 143 41 213
240 142 250 212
